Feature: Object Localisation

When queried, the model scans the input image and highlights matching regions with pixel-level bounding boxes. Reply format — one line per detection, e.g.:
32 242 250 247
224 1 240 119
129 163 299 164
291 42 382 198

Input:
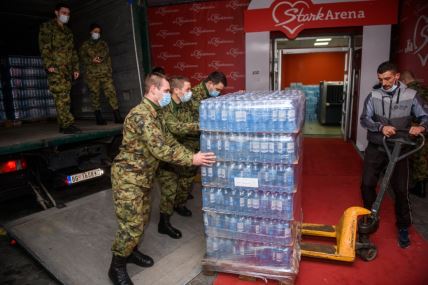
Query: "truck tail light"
0 159 27 174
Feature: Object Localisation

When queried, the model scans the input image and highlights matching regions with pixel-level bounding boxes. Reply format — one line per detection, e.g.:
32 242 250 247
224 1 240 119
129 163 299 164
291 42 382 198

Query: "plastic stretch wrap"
200 90 304 284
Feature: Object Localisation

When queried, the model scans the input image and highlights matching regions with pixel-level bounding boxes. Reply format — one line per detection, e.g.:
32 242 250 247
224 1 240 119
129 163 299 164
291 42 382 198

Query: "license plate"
66 168 104 185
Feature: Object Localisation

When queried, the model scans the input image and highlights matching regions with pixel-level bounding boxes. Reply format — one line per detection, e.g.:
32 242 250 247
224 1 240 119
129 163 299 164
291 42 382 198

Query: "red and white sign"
396 0 428 84
245 0 399 39
148 0 249 92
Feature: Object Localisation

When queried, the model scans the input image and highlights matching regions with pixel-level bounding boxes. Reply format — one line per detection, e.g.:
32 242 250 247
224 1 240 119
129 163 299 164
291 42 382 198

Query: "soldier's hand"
382 126 396 137
47 67 56 73
192 152 216 166
73 72 80 80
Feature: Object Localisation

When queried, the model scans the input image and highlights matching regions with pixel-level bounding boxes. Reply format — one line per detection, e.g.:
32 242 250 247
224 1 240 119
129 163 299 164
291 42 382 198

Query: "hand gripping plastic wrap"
200 90 305 284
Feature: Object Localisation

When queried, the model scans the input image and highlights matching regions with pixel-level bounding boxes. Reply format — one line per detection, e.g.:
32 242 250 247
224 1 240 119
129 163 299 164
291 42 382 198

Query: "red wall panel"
395 0 428 84
281 52 346 88
148 0 249 92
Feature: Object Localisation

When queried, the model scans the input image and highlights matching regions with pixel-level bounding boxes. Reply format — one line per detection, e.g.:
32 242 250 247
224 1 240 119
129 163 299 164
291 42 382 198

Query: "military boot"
158 213 182 239
127 247 154 267
174 205 192 217
113 109 124 124
95 110 107 125
108 255 133 285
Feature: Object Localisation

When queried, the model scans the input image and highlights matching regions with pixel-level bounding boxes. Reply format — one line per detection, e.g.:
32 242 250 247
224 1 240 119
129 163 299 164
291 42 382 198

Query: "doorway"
273 36 353 138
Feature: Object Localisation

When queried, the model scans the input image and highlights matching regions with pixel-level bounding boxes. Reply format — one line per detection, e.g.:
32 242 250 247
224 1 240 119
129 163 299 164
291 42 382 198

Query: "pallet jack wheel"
357 245 377 261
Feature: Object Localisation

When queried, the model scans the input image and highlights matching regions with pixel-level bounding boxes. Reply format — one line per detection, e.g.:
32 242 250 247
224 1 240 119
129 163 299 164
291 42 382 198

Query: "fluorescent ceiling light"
314 42 329 46
316 38 332 42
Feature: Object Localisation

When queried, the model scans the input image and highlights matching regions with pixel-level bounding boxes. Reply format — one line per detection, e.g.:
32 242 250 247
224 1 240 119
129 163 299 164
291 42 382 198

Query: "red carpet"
214 138 428 285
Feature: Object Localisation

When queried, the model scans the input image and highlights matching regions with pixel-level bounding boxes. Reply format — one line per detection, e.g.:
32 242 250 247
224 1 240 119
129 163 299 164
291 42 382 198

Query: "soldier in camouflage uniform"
108 73 215 285
401 70 428 197
79 23 123 125
178 71 227 200
182 71 227 122
39 2 81 134
157 76 199 238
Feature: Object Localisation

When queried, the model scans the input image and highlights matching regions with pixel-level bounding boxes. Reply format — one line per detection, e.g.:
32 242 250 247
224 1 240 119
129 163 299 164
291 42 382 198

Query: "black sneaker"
398 228 410 248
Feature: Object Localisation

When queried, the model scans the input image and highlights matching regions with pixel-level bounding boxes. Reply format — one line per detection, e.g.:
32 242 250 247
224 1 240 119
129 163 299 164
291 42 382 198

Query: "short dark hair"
55 2 70 11
377 61 398 74
151 66 165 75
89 23 101 32
144 72 167 94
169 76 190 90
204 71 227 86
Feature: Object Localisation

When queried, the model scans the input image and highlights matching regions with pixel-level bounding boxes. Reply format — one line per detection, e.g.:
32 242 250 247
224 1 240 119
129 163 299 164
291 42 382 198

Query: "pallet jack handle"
371 132 425 216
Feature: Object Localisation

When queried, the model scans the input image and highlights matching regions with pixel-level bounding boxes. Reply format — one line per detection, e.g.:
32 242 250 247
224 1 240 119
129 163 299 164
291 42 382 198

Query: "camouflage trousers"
110 163 151 257
411 141 428 183
158 165 197 215
85 75 119 111
47 72 74 128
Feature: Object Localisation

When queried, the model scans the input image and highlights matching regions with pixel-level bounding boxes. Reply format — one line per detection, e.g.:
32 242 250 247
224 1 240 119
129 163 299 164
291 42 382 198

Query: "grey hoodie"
360 81 428 145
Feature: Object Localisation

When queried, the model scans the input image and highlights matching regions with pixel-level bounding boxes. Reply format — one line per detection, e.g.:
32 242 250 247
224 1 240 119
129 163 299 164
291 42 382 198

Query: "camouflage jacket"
113 98 194 188
408 81 428 102
79 38 112 77
159 99 200 151
159 99 199 138
38 19 79 74
181 81 209 122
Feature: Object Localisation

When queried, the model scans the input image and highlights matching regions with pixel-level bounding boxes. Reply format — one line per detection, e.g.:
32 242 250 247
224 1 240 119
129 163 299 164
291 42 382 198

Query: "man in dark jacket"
360 61 428 248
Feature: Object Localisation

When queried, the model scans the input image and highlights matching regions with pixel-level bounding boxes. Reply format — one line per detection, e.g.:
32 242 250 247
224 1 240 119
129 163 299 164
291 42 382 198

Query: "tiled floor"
303 121 342 136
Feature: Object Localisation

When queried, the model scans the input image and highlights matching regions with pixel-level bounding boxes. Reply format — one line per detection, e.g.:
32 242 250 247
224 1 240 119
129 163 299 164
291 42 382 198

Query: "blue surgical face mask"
159 92 171 107
209 90 220 97
180 91 192 103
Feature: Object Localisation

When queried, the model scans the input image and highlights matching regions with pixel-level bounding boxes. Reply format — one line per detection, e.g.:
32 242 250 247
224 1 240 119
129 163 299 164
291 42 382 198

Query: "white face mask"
382 82 398 93
180 91 192 103
91 32 100 40
58 14 69 24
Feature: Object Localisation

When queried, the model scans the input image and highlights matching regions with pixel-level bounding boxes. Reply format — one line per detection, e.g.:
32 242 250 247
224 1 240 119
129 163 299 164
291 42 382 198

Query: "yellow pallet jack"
300 133 425 262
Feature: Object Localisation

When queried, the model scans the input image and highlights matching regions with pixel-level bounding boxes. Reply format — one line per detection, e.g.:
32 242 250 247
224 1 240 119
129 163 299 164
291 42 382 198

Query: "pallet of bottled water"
200 90 304 284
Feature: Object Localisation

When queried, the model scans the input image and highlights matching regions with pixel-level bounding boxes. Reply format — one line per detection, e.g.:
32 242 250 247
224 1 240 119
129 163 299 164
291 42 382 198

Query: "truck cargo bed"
0 120 122 155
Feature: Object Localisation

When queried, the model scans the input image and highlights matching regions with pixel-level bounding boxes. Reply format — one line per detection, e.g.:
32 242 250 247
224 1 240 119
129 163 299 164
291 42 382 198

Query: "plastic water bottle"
199 102 207 130
275 219 285 237
252 191 260 211
215 188 224 208
253 217 261 235
287 138 295 163
271 106 278 132
220 101 229 131
244 216 252 233
207 188 215 207
260 134 269 162
285 166 294 191
239 190 247 212
268 134 275 163
206 165 214 186
202 188 209 208
277 107 287 132
229 214 237 231
286 107 296 132
201 167 208 185
216 162 227 186
237 216 245 233
223 133 230 161
260 191 271 214
250 137 260 162
246 190 253 211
